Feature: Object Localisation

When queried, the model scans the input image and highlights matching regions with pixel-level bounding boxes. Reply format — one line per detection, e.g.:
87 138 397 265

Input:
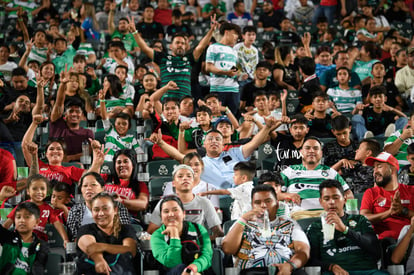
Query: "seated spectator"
305 91 334 138
76 192 138 275
0 202 49 274
183 0 202 22
108 7 140 56
361 61 403 111
222 184 310 274
200 93 239 129
361 4 390 33
391 216 414 274
352 42 381 83
163 152 219 208
114 64 135 104
199 161 255 220
96 74 134 118
52 37 79 75
67 172 131 241
240 61 278 112
398 143 414 186
385 0 411 25
50 182 72 225
166 10 195 41
257 171 290 216
351 85 407 141
56 71 93 113
100 41 135 81
119 0 142 25
320 51 361 92
395 47 414 106
257 0 282 32
382 42 402 81
227 1 253 31
3 175 69 244
328 67 362 115
307 179 386 275
292 0 314 25
315 46 334 78
361 152 414 240
281 136 353 210
273 17 301 46
104 149 149 216
154 0 173 27
356 17 382 44
136 5 165 40
201 0 226 21
0 149 17 189
0 45 18 84
270 114 309 172
272 45 299 91
385 111 414 166
147 164 223 238
339 138 381 194
150 195 213 274
311 16 328 44
0 67 37 109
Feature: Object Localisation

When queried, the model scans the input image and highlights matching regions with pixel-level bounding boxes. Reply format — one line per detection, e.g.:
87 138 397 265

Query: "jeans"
217 92 241 118
351 115 408 141
166 264 187 275
312 5 337 25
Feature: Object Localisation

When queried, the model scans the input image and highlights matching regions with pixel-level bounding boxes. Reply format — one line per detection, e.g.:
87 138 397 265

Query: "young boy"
0 202 49 274
115 64 135 103
338 139 381 193
233 26 259 89
315 46 335 78
352 85 408 141
323 115 358 167
199 161 255 220
327 67 363 115
200 93 239 129
179 105 213 152
51 182 72 225
397 143 414 185
305 91 335 138
273 17 301 46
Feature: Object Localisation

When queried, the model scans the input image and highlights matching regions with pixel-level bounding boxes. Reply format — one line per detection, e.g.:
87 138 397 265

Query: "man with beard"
281 136 353 210
361 152 414 240
129 16 218 99
257 0 283 32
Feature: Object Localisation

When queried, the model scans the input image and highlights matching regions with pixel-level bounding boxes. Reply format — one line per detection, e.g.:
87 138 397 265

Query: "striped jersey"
206 43 239 93
76 43 96 59
384 130 414 166
96 95 133 112
103 119 142 162
327 86 362 113
281 164 349 210
28 45 48 64
154 51 195 99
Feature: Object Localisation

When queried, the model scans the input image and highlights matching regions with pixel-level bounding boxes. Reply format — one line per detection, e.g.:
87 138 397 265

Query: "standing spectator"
80 3 100 44
292 0 314 24
96 0 112 33
313 0 338 25
206 22 242 115
136 5 165 40
227 1 253 31
273 45 299 91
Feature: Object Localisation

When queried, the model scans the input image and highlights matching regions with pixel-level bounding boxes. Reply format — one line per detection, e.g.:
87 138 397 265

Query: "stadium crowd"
1 0 414 274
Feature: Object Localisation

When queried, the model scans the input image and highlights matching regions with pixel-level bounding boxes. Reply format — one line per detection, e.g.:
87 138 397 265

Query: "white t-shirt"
228 181 254 220
0 61 18 82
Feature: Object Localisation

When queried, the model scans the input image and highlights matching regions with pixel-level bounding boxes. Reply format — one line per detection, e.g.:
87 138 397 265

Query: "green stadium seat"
45 253 64 275
212 248 224 275
296 217 319 232
223 219 236 234
256 142 276 169
146 160 179 178
219 196 234 224
148 176 171 201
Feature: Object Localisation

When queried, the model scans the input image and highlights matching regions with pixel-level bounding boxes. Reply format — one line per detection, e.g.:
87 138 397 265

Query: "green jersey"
384 130 414 166
154 51 196 99
111 30 138 53
307 214 378 271
281 164 349 210
327 86 362 114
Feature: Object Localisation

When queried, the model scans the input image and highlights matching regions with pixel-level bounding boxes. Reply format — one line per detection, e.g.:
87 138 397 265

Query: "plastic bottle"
81 140 91 165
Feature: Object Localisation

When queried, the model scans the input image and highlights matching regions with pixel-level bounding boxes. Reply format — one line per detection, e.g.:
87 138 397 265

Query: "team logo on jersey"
263 144 273 155
349 220 357 228
321 170 329 177
183 57 187 61
167 56 171 60
377 197 386 207
158 165 168 175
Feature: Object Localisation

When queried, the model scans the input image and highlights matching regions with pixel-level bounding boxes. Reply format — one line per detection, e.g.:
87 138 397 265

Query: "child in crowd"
135 72 158 110
0 202 49 274
115 64 135 98
305 91 335 138
199 161 255 220
327 67 363 115
199 93 239 129
339 139 381 193
51 182 72 225
3 175 69 244
323 115 358 167
398 143 414 185
315 46 335 77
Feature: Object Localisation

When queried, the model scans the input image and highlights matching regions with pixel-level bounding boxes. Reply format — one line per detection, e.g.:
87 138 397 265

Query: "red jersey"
52 207 70 225
8 200 59 241
361 183 414 239
0 148 16 188
104 179 149 200
38 160 85 186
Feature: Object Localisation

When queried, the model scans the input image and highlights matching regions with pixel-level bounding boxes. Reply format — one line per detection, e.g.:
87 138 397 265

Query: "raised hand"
25 141 38 156
59 64 71 84
166 81 179 90
127 16 137 33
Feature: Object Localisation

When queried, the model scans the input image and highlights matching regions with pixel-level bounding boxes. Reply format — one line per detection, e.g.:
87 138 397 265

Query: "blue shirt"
201 146 249 189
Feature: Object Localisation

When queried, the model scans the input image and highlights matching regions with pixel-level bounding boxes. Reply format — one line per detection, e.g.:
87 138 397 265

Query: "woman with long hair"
80 2 100 42
76 191 137 274
61 72 93 113
104 149 149 217
273 45 299 90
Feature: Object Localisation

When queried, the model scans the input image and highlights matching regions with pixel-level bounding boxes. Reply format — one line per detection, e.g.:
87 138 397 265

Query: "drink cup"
321 212 335 241
346 199 359 214
305 266 321 275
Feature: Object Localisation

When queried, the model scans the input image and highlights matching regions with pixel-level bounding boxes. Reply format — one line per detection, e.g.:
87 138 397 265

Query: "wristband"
239 217 247 223
329 264 336 271
131 30 138 35
398 136 405 142
100 99 105 103
186 266 196 273
237 220 246 227
286 260 298 271
225 107 230 113
343 226 349 235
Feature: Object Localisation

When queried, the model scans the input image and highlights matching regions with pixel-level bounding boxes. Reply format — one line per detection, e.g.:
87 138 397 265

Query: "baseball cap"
214 116 232 127
365 152 399 170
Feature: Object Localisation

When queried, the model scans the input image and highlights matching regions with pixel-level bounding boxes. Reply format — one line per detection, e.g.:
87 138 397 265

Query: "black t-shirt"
0 87 37 110
361 81 400 107
273 31 301 46
270 134 303 172
166 24 193 37
272 63 299 90
307 114 334 139
382 57 395 80
136 21 165 40
362 106 395 135
323 139 358 167
297 77 321 112
341 163 374 193
258 12 281 29
0 111 32 142
240 81 279 109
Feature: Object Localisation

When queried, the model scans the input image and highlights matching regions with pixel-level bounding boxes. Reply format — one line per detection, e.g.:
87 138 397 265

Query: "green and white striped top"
327 86 362 114
384 130 414 166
